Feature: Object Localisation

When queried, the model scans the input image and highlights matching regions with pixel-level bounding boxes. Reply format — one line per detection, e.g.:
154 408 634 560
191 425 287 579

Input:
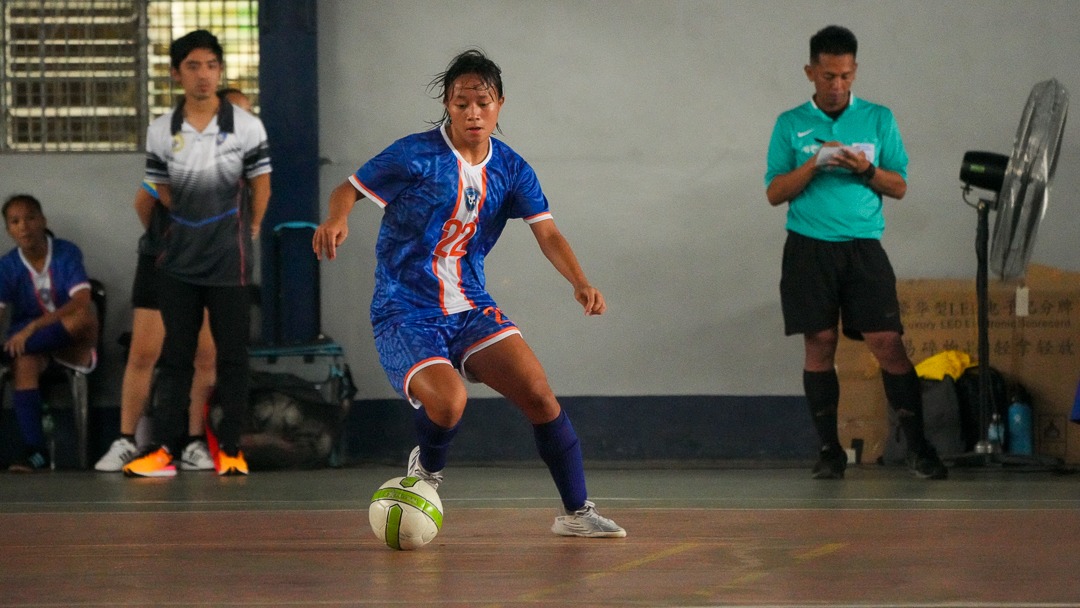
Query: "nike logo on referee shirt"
797 129 814 137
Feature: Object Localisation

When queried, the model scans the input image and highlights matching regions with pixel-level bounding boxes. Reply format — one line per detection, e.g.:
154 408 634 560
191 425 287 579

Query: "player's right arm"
764 115 825 207
133 184 158 229
766 154 820 206
313 180 364 261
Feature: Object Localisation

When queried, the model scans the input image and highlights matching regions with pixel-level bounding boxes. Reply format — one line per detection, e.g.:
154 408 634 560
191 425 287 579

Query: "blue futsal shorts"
374 307 520 408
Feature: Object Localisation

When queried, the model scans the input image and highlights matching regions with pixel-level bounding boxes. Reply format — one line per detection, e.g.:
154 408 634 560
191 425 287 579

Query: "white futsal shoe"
179 439 215 471
552 500 626 538
94 437 138 472
406 446 444 490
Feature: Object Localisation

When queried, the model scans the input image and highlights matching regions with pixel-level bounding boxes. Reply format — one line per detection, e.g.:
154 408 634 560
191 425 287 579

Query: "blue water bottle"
1007 388 1033 456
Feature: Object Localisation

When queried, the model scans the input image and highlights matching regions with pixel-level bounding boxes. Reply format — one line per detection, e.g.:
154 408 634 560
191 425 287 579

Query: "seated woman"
0 194 98 471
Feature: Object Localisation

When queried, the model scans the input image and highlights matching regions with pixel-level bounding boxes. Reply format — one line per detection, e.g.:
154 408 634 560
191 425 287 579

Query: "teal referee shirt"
765 94 909 241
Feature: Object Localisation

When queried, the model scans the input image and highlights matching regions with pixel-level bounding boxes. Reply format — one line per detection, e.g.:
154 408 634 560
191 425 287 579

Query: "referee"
765 25 946 480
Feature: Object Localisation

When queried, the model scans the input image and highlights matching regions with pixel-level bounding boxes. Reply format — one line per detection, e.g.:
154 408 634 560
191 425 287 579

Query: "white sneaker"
552 500 626 538
179 440 215 471
406 446 444 490
94 437 138 472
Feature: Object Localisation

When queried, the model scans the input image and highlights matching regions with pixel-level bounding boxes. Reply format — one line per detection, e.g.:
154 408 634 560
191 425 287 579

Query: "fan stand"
950 191 1061 470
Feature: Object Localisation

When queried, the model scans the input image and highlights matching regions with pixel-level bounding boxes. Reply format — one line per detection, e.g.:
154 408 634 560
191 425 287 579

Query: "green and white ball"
369 476 443 550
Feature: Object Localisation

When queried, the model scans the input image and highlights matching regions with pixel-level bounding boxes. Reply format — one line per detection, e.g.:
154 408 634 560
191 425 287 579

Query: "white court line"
444 496 1080 504
2 602 1078 608
5 496 1080 504
5 495 1080 507
674 604 1080 608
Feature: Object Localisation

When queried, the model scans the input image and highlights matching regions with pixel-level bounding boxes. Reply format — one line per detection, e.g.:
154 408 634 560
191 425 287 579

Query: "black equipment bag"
881 376 966 464
232 368 355 470
952 366 1009 452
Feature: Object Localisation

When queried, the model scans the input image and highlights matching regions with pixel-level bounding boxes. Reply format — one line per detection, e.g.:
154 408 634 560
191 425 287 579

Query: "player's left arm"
248 172 271 239
529 219 606 316
867 164 906 200
832 148 906 199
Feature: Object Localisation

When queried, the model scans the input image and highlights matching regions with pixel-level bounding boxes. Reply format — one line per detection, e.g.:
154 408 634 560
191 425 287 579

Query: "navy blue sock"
24 321 73 354
413 406 459 473
533 410 587 512
12 388 45 450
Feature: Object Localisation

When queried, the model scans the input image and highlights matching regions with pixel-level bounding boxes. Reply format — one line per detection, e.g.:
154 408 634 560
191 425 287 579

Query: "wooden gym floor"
1 463 1079 607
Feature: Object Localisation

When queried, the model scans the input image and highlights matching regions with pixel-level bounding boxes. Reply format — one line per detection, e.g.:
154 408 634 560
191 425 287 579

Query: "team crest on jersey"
172 134 185 152
216 132 228 146
464 187 480 212
38 287 53 309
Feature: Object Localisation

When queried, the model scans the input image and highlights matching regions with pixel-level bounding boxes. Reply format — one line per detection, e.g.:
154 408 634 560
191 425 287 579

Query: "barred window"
1 0 258 153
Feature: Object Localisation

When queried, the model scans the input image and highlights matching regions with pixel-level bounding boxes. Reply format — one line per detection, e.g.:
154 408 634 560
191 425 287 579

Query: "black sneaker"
908 445 948 480
811 444 847 479
9 449 50 473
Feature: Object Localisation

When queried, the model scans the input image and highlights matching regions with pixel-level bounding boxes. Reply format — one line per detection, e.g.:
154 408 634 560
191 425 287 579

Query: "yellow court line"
719 570 768 587
700 541 848 598
584 542 702 579
793 542 847 560
513 541 702 603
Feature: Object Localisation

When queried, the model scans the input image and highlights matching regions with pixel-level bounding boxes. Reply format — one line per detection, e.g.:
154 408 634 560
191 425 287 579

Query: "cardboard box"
836 264 1080 464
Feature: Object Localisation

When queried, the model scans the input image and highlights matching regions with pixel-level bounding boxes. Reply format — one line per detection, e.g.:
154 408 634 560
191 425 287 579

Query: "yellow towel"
914 350 976 381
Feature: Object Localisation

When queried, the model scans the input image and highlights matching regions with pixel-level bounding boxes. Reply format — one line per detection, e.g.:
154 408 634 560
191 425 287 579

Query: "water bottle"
987 412 1005 453
1008 391 1033 456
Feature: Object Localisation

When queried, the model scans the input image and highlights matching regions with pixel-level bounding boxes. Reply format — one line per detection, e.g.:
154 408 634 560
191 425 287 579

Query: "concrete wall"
317 0 1080 400
1 1 1078 408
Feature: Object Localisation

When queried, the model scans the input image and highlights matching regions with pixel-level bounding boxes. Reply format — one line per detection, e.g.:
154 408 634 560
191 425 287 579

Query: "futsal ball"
369 476 444 550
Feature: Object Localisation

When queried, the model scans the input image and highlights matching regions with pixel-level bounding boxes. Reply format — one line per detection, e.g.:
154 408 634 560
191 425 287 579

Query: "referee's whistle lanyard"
168 207 238 228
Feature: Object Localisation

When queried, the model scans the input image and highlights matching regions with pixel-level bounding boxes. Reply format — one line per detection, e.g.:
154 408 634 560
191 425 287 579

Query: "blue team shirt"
0 237 90 335
765 95 909 241
350 127 552 330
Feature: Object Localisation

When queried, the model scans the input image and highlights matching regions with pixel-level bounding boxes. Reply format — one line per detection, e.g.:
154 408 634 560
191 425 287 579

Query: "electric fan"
957 78 1069 465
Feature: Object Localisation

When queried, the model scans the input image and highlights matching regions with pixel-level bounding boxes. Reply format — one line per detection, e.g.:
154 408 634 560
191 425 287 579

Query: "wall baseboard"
7 394 816 469
340 394 817 465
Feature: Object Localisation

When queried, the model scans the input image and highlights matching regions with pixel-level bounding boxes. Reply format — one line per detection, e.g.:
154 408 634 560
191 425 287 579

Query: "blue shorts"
374 307 520 408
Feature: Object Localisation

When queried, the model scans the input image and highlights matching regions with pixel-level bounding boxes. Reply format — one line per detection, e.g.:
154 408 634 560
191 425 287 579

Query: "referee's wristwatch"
859 163 876 182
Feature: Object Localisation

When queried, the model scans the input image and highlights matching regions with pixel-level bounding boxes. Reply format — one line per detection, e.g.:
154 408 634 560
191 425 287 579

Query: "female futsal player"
0 195 98 471
313 50 624 538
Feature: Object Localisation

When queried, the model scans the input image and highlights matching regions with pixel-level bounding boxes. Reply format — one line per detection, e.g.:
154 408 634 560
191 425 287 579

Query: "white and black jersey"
145 97 271 286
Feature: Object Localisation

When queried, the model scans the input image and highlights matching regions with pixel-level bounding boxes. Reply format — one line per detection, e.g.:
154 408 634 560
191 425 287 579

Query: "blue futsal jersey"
0 237 90 335
351 127 552 329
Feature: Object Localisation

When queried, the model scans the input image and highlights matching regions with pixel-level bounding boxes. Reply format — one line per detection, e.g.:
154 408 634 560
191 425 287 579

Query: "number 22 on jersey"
434 219 476 259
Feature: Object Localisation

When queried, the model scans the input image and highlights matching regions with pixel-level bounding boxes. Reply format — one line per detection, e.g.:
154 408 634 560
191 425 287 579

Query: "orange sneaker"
122 447 176 478
216 450 248 476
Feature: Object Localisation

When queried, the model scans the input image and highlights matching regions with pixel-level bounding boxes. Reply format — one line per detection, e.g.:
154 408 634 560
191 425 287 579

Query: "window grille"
1 0 258 153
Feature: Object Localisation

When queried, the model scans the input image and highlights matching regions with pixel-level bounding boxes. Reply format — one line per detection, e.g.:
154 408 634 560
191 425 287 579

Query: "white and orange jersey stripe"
432 156 487 315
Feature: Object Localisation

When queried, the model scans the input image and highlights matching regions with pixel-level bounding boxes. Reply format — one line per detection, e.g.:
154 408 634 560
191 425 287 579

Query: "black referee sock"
803 369 841 448
881 369 927 453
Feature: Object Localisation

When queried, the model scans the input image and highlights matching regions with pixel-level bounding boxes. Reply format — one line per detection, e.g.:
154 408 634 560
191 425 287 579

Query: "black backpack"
881 376 966 464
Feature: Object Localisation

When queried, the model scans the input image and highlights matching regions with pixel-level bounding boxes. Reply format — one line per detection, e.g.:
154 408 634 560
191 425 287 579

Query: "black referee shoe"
811 444 847 479
908 445 948 480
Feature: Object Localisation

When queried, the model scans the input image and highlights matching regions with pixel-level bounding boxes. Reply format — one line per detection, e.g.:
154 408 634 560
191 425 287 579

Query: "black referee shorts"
780 231 904 341
131 253 161 310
